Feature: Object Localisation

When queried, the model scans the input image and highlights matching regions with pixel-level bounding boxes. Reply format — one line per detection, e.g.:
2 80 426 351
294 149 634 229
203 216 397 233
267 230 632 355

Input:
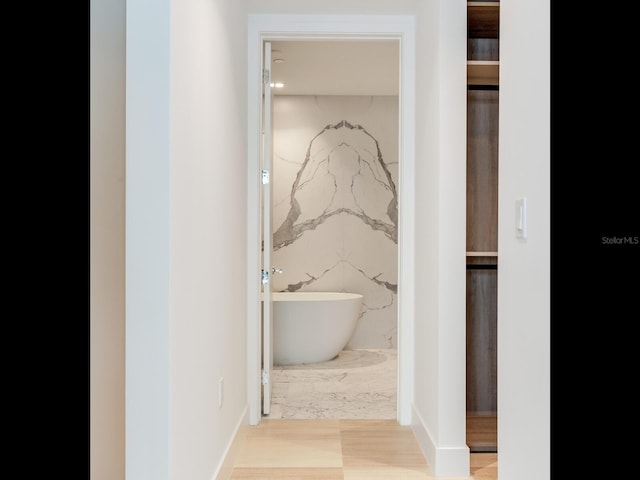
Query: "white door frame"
246 14 416 426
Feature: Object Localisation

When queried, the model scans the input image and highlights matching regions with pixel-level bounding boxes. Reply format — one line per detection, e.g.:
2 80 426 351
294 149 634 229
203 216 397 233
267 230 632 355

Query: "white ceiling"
269 40 399 96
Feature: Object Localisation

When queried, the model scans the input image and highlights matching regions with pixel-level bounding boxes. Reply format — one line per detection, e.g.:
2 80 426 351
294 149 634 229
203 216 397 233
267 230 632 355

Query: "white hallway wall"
412 0 468 475
91 0 550 479
497 1 550 479
125 0 249 479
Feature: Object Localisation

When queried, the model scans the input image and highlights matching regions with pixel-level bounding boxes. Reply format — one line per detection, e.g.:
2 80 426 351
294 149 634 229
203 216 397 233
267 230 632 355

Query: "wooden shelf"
466 252 498 257
468 1 499 67
467 61 499 86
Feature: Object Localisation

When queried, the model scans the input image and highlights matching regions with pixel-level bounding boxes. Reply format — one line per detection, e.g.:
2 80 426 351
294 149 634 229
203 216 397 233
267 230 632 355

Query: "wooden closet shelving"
467 1 499 86
466 0 499 454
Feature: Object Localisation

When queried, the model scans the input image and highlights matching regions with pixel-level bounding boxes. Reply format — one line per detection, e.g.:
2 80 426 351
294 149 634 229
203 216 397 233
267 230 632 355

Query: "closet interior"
466 0 499 453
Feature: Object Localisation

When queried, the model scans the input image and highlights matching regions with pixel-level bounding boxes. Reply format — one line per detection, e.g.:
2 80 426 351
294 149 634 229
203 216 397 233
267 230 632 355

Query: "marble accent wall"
271 95 399 349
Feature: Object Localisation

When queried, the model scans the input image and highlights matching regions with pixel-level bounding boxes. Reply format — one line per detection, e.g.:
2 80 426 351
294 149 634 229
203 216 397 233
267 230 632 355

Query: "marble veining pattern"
264 348 397 420
271 96 399 348
272 119 398 250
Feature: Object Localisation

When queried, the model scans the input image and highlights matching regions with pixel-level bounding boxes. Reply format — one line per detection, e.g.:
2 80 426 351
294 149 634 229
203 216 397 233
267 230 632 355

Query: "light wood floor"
230 419 497 479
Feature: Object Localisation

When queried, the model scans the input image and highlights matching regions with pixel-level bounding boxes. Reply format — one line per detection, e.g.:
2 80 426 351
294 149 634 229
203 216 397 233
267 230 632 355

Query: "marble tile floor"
264 349 397 420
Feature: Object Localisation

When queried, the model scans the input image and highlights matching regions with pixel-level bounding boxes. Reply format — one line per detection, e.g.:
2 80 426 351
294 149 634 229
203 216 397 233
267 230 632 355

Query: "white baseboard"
212 406 250 480
411 404 470 478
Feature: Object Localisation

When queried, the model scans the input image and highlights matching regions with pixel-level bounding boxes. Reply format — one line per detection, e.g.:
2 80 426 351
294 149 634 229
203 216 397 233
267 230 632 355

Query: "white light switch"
516 198 527 239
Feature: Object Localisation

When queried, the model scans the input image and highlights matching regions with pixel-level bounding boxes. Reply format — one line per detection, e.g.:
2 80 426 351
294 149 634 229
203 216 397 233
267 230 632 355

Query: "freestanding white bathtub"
269 291 363 365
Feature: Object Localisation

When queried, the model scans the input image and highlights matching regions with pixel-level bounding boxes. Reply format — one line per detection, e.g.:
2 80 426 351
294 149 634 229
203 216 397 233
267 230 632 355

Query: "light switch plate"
516 198 527 239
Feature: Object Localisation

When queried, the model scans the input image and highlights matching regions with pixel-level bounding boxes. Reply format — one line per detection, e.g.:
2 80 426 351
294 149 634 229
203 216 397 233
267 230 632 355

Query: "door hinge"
263 68 270 84
261 370 269 385
261 169 270 184
261 270 269 285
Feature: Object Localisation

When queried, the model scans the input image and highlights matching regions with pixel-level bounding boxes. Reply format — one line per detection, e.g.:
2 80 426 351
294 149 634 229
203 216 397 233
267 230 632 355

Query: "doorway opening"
265 39 399 420
247 15 416 426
